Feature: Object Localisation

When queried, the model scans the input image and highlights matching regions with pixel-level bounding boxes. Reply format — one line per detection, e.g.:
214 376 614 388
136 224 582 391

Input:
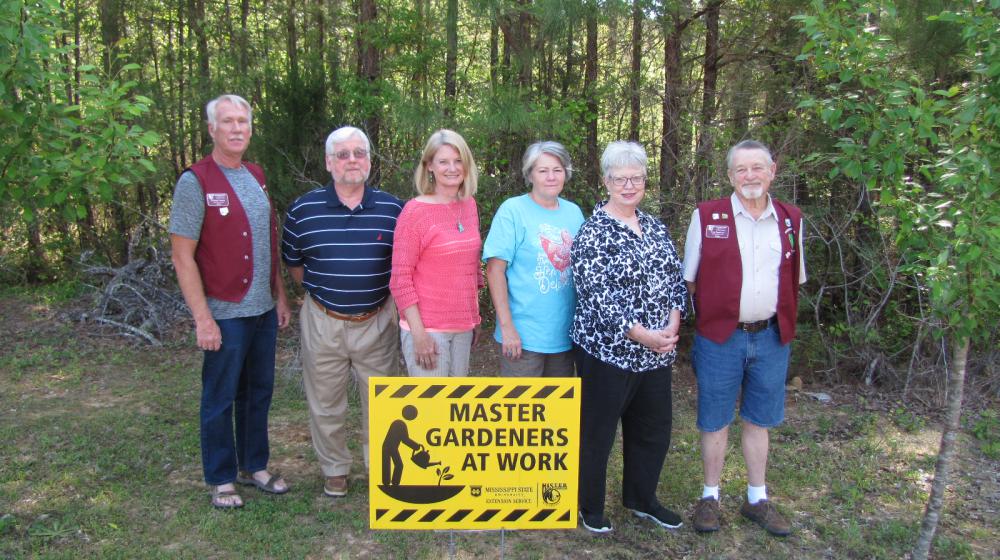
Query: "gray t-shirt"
169 165 275 320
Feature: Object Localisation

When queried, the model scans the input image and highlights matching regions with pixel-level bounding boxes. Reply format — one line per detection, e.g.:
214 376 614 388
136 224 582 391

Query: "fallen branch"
91 316 162 346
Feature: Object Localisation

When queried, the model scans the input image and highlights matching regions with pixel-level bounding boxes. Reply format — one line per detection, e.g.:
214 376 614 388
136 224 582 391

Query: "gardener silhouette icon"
381 405 422 486
378 405 463 504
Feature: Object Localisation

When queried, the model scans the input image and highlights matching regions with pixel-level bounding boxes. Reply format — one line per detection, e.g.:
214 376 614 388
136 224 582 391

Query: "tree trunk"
560 18 574 98
98 0 129 262
659 8 683 224
583 1 600 205
357 0 381 183
314 0 325 77
489 13 499 89
444 0 457 113
98 0 124 75
413 0 426 101
327 0 342 103
541 36 553 98
628 0 642 141
728 68 751 145
286 0 299 79
73 0 81 106
911 336 969 560
239 0 250 75
25 212 46 283
190 0 211 153
693 0 721 202
176 0 189 165
498 0 534 89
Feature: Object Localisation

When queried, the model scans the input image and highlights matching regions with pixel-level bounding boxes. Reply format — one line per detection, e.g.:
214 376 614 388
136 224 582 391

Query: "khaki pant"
300 295 399 477
498 346 575 377
400 329 473 377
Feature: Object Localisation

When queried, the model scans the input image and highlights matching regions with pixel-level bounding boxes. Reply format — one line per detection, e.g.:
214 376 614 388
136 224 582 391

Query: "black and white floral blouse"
570 203 688 372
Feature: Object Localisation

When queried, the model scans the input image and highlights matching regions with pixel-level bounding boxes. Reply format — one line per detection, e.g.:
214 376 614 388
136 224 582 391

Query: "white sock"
747 484 767 504
702 485 719 500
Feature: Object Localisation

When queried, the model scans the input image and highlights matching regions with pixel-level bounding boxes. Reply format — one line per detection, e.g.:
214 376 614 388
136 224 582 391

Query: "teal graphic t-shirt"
482 194 585 353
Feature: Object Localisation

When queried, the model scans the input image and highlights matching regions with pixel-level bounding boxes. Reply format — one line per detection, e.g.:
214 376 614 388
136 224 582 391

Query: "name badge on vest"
705 224 730 239
206 193 230 207
206 193 230 216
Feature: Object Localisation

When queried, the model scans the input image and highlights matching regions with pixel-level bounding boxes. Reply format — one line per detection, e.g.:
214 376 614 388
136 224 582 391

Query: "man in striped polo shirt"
282 126 403 498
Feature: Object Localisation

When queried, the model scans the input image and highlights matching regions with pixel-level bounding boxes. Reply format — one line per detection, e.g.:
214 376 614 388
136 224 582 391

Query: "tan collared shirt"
683 193 806 322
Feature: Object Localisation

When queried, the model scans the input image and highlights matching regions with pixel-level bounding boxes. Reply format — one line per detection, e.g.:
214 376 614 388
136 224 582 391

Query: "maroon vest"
187 156 279 303
693 197 802 345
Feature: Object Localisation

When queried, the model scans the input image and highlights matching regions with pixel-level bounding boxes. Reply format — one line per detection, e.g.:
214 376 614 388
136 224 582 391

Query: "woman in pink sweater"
390 130 482 376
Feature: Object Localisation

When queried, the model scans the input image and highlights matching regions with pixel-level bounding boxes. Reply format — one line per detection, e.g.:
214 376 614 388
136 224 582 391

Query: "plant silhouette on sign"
436 466 454 486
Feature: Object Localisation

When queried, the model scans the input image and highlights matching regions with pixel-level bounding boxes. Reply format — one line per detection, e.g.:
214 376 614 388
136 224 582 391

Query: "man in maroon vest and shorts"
683 140 805 536
170 94 292 508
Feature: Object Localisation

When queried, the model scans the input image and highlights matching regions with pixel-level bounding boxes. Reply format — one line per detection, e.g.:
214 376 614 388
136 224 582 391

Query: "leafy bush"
970 410 1000 460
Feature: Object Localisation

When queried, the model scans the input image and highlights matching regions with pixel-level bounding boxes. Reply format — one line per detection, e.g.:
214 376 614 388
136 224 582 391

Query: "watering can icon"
411 445 441 468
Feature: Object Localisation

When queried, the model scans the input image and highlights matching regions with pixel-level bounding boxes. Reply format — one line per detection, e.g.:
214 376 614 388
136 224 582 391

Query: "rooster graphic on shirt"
535 224 574 293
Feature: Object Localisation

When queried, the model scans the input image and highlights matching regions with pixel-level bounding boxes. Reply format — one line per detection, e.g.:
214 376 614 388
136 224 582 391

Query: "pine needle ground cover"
0 289 995 559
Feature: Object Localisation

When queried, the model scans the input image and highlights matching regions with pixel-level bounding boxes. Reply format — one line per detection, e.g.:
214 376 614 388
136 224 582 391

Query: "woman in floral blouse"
570 141 688 534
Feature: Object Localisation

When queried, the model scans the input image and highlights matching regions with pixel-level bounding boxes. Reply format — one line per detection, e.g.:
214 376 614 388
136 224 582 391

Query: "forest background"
3 0 996 398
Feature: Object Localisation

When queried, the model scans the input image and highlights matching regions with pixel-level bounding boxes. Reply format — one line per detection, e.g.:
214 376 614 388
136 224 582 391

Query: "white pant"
400 330 473 377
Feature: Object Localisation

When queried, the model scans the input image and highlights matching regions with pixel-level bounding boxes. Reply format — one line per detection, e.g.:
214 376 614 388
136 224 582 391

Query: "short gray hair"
522 141 573 185
600 141 647 177
726 140 774 169
206 94 252 128
325 126 371 154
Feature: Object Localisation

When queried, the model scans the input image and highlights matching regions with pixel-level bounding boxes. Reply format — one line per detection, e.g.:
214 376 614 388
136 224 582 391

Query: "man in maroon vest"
170 94 292 508
682 140 805 536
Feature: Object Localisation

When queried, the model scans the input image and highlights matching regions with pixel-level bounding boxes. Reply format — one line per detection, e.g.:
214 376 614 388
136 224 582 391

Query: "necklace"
434 193 464 232
449 199 465 232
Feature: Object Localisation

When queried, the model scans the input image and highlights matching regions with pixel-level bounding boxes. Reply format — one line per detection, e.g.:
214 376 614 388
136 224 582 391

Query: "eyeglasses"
609 175 647 188
331 148 369 161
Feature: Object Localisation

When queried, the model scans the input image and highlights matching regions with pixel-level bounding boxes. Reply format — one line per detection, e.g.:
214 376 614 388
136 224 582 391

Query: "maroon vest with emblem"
693 197 802 345
187 156 279 303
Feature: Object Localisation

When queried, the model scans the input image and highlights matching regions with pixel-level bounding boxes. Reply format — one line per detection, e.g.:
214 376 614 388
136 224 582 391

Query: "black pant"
575 345 673 516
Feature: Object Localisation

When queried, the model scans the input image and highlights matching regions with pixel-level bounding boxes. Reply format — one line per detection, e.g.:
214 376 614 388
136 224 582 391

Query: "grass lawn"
0 289 996 559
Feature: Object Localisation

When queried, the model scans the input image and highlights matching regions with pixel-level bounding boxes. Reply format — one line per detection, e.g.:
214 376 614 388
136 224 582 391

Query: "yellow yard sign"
368 377 580 530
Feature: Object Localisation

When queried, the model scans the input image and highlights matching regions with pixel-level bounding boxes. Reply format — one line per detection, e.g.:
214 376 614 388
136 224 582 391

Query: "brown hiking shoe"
692 497 721 533
739 499 791 536
324 475 348 497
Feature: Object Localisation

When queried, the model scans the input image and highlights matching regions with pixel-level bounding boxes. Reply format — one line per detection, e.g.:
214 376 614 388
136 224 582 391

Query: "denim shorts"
692 321 790 432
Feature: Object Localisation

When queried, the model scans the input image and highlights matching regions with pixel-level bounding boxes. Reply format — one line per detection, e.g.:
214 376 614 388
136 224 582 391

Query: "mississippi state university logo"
542 483 566 505
470 486 482 497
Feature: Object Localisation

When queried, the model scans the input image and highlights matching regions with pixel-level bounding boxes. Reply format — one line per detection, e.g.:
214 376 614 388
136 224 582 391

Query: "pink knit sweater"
390 197 483 331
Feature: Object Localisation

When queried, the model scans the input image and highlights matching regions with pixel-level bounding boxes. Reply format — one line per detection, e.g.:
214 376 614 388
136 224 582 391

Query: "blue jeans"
692 321 790 432
200 307 277 485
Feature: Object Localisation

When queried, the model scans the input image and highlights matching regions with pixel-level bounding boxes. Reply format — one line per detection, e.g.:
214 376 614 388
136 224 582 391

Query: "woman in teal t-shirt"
483 141 585 376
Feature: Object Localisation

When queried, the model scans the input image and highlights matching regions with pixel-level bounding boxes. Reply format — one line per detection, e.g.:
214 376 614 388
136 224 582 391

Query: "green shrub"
970 410 1000 460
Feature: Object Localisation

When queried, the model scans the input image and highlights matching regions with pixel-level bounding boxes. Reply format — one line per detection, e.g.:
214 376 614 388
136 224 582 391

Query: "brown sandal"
211 487 244 509
237 470 290 495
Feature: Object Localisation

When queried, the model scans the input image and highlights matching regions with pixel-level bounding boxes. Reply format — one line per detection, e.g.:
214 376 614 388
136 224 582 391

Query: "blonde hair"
413 129 479 198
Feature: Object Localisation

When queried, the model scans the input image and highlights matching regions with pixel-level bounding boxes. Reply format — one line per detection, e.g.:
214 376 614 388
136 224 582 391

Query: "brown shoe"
324 475 348 497
739 499 791 536
692 497 721 533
